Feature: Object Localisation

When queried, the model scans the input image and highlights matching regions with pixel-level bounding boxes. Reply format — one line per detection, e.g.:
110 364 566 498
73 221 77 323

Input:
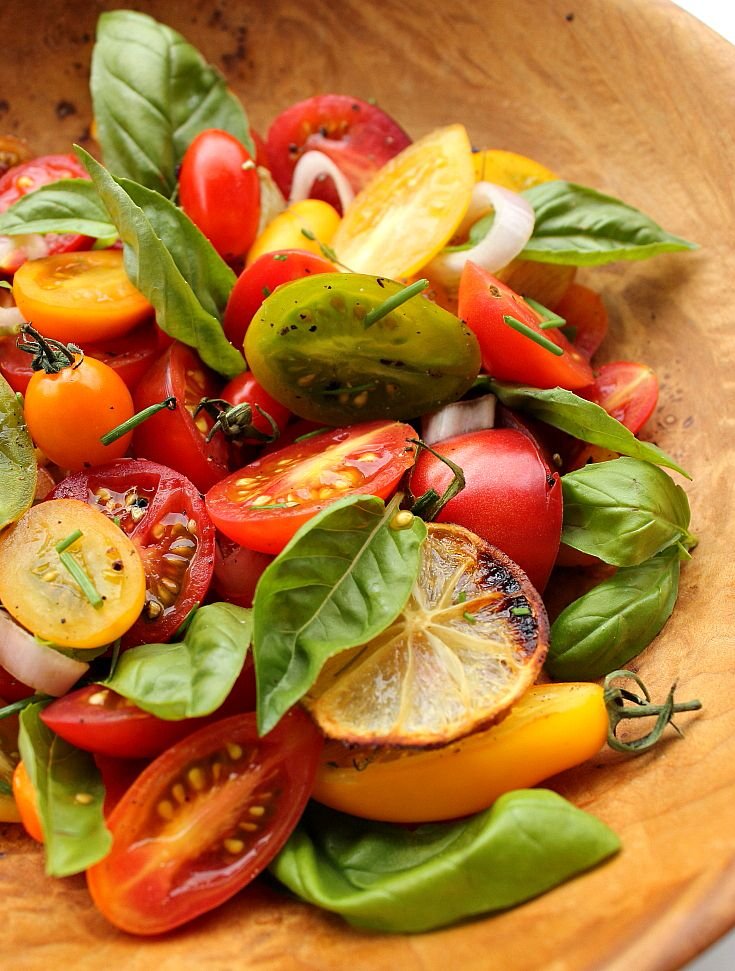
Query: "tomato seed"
223 838 245 855
187 767 206 791
157 800 174 820
226 742 243 761
171 783 187 804
248 805 265 817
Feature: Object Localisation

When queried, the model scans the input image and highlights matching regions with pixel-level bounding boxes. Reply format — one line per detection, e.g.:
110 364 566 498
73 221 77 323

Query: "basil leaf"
270 790 620 933
91 10 252 195
562 457 694 566
254 494 427 735
522 181 697 265
18 702 111 877
0 375 36 530
548 548 680 680
104 602 252 720
0 179 116 238
78 148 245 378
489 381 689 477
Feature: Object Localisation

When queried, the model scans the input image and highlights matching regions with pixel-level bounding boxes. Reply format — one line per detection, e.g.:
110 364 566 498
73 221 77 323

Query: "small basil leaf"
18 702 111 877
104 602 252 720
489 381 689 477
254 495 427 735
548 548 680 680
78 148 245 378
0 375 37 530
270 790 620 933
91 10 252 195
522 181 697 265
0 179 116 238
562 457 694 566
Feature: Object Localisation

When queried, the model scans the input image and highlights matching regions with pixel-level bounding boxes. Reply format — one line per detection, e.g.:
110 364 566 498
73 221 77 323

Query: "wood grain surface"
1 1 734 968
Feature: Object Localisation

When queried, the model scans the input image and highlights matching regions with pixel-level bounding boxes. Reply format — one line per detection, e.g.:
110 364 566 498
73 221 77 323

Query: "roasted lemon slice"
303 522 548 747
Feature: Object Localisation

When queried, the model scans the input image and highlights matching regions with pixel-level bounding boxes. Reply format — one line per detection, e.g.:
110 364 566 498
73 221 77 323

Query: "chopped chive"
502 315 564 356
107 638 121 679
0 694 46 720
510 605 531 617
273 253 288 261
55 530 104 609
364 278 429 328
455 591 468 604
525 296 567 330
322 382 376 396
463 611 477 624
295 427 329 443
101 396 176 446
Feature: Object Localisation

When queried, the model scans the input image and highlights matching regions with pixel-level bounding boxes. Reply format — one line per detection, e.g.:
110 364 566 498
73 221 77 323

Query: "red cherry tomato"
85 708 323 935
410 428 562 592
179 130 260 262
458 262 594 390
223 249 335 348
0 154 92 274
94 754 148 816
50 458 216 647
249 128 269 168
206 421 416 554
0 664 34 703
266 95 411 210
131 342 230 493
212 533 273 608
220 370 293 445
553 283 609 361
0 323 159 394
583 361 659 434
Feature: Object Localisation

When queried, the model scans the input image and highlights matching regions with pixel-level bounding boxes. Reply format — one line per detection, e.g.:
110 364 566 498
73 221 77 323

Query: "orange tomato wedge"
472 148 556 191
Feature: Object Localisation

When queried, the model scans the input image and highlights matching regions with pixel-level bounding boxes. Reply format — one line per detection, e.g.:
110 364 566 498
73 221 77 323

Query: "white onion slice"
425 181 535 289
0 610 89 697
421 394 497 445
289 150 355 212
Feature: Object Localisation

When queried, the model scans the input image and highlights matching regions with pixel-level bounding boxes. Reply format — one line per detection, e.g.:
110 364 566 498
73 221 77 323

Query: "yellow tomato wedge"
472 148 556 191
0 499 146 649
332 124 475 279
246 198 340 266
312 682 608 822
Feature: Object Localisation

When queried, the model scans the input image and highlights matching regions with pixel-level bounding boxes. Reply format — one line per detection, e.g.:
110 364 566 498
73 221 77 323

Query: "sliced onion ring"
425 181 535 289
0 609 88 697
421 394 497 446
289 150 355 212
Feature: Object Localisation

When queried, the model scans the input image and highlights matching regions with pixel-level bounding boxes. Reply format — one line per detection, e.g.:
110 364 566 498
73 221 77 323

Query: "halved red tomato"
50 458 215 647
553 283 609 361
458 262 594 390
582 361 659 434
206 421 416 553
86 708 323 935
266 94 411 210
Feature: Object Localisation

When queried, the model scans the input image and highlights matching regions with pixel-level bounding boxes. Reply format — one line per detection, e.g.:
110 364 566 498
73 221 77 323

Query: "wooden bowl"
1 1 733 968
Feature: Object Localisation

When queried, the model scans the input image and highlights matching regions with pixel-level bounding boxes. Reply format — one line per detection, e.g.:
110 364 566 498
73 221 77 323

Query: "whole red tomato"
410 428 562 591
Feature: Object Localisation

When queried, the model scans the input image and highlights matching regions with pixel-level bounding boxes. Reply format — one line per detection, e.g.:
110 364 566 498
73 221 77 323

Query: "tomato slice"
132 342 230 493
12 250 153 343
0 664 34 703
583 361 659 434
86 708 323 935
0 154 92 275
553 283 609 361
266 94 411 210
205 421 416 553
50 458 216 647
458 262 594 390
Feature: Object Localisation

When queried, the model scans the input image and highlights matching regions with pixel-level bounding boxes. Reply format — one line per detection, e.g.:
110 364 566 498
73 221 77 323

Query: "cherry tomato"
410 428 562 591
266 94 411 211
179 130 260 262
12 250 153 343
86 708 322 935
206 421 416 553
0 664 34 703
246 199 340 266
223 249 335 348
132 342 230 493
12 761 43 842
94 754 148 816
212 533 273 608
0 322 159 394
458 262 594 390
582 361 659 434
51 458 216 647
553 283 609 360
249 128 269 168
219 370 292 446
24 354 134 470
0 154 92 275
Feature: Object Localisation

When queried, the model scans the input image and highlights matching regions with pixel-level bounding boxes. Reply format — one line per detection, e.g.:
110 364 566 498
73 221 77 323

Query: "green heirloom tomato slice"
244 273 481 424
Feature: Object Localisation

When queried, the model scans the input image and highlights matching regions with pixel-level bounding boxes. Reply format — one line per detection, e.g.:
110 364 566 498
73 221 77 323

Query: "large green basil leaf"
254 495 427 735
104 603 252 719
78 148 245 378
521 181 696 265
562 457 694 566
91 10 252 195
270 790 620 933
548 547 680 680
0 375 36 530
18 703 111 877
0 180 116 238
489 381 688 477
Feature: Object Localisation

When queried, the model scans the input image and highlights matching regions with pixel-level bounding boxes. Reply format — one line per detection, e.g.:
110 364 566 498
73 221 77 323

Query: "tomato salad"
0 9 700 938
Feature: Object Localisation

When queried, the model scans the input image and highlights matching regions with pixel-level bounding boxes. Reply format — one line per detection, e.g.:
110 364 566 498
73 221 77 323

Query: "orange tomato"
12 761 43 842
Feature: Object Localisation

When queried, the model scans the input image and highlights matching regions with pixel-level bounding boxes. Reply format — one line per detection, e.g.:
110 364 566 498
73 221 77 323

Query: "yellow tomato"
246 199 340 266
332 124 475 280
312 682 608 822
472 148 556 191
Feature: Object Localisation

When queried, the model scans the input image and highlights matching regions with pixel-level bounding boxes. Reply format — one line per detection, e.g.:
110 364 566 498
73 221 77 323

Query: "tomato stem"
363 278 429 329
55 529 104 609
503 315 564 355
100 396 176 445
603 669 702 754
17 323 83 373
408 438 466 521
